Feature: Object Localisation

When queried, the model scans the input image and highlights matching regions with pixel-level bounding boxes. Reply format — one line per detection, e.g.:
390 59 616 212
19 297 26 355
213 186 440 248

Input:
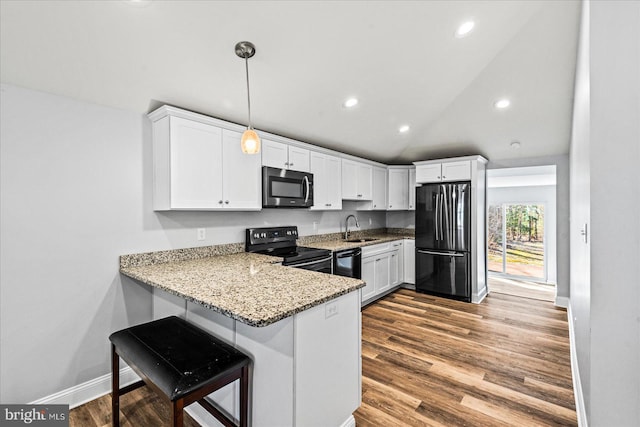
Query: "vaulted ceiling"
0 0 581 164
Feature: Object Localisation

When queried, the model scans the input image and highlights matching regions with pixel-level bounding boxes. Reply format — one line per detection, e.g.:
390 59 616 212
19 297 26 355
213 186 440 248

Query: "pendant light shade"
241 129 260 154
235 41 260 154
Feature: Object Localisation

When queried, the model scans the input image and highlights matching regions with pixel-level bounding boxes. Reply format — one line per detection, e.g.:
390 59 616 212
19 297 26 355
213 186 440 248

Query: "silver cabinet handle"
284 162 289 166
218 200 223 204
289 162 294 166
225 200 229 204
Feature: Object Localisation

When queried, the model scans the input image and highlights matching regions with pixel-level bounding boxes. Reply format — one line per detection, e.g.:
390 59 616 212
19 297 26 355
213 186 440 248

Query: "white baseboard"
339 414 356 427
567 302 588 427
472 286 488 304
555 295 569 308
30 367 140 409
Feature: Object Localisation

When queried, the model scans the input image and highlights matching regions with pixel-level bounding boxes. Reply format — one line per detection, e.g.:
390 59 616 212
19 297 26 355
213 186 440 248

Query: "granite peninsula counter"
119 251 364 327
119 245 364 427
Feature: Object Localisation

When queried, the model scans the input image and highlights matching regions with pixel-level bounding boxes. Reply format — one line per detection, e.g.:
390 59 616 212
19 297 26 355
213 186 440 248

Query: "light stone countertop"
120 252 365 327
300 231 414 252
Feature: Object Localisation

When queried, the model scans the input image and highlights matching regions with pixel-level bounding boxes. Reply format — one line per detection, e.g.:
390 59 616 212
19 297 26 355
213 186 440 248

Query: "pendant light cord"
244 55 252 130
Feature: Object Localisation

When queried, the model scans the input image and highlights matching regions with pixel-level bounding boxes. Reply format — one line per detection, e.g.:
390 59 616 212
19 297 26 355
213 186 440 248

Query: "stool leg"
171 399 184 427
111 344 120 427
240 365 249 427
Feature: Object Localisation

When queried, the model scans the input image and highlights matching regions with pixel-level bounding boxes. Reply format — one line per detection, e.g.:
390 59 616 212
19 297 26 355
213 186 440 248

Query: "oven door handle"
288 255 333 268
303 175 310 204
337 249 361 258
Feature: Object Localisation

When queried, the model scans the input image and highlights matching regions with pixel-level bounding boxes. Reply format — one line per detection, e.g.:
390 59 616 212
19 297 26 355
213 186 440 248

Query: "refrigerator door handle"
417 249 464 257
440 193 445 241
435 192 440 240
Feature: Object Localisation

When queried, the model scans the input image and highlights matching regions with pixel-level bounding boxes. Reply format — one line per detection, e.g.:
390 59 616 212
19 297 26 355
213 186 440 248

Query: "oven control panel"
246 226 299 249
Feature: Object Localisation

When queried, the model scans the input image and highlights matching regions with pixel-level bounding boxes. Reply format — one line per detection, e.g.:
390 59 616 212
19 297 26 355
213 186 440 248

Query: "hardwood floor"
69 384 199 427
354 289 576 426
70 289 576 426
488 275 556 302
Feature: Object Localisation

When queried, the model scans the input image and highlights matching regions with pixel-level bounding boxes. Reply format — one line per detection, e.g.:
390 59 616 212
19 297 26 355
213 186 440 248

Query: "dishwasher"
333 248 362 279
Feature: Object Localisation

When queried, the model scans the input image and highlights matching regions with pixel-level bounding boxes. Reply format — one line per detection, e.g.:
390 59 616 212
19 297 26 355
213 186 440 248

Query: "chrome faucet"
344 214 360 239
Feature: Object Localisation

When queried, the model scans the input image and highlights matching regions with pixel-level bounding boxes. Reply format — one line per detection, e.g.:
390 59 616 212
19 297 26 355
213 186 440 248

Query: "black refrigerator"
415 182 471 302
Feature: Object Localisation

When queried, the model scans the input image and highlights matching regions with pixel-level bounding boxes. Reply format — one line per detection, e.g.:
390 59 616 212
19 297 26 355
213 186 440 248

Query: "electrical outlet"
313 221 318 234
369 217 372 225
197 228 206 241
325 302 338 319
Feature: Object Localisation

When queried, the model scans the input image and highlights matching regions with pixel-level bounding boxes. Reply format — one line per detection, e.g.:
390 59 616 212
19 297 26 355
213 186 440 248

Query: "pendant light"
235 41 260 154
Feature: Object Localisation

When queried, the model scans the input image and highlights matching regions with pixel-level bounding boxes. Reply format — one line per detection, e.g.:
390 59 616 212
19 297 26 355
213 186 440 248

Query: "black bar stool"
109 316 250 427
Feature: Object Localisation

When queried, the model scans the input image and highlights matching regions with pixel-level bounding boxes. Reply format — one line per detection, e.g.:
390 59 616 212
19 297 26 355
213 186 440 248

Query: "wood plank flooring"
354 289 576 426
69 289 576 426
488 275 556 302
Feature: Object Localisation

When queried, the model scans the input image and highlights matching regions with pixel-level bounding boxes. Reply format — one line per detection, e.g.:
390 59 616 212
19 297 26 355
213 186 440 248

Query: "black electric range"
245 226 332 273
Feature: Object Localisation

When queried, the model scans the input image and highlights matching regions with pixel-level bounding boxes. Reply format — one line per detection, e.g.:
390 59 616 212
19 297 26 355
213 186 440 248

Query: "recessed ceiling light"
510 141 521 149
399 125 410 134
494 99 511 109
343 97 358 108
455 21 475 38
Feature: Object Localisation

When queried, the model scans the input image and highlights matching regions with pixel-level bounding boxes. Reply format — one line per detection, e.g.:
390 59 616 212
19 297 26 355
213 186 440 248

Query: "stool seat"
109 316 250 427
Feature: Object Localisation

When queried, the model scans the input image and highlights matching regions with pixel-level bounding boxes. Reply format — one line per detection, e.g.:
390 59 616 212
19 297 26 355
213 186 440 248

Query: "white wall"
588 1 640 425
569 0 592 419
570 1 640 425
487 185 557 284
0 83 385 404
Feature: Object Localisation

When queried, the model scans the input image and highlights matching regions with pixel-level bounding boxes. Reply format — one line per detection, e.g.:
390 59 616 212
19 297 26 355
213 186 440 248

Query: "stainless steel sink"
345 238 378 243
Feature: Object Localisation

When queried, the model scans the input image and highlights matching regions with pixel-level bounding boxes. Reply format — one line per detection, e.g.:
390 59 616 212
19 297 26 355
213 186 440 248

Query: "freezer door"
415 249 470 302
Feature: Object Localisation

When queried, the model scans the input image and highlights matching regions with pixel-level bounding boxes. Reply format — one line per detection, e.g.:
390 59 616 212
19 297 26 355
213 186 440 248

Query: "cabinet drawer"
361 242 391 257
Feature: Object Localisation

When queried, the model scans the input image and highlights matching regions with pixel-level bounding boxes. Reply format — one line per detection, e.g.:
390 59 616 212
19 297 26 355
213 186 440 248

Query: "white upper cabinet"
371 166 387 210
262 139 310 172
342 159 372 200
151 113 261 211
310 151 342 210
415 160 471 183
408 167 416 211
387 167 409 210
222 130 262 209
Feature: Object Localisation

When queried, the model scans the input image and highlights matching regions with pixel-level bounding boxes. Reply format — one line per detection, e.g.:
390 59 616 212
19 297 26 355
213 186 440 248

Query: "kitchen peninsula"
120 245 365 427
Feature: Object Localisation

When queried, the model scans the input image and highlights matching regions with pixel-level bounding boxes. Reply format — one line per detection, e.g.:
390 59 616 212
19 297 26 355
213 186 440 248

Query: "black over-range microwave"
262 166 314 208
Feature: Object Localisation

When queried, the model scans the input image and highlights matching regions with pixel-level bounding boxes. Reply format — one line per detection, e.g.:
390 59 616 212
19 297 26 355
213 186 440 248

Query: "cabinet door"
416 163 442 183
442 161 471 181
408 168 416 211
261 139 288 169
325 155 343 209
222 129 261 210
388 168 409 210
371 167 387 210
287 146 310 172
389 250 400 286
375 253 391 294
169 116 223 209
391 241 404 283
361 256 377 303
341 160 358 199
310 152 328 210
404 239 416 285
357 163 373 200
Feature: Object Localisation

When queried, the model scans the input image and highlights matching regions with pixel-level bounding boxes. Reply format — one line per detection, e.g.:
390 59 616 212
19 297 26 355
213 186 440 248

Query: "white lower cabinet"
360 241 403 306
403 239 415 285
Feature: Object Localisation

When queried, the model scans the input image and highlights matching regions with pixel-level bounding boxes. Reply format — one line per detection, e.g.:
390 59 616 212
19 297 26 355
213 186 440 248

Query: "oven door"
262 166 314 208
285 254 333 274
